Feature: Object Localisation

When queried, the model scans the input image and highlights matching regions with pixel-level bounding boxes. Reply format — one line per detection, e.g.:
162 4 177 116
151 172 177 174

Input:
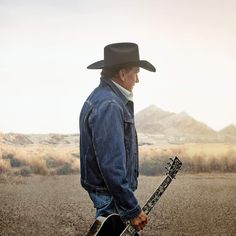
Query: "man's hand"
130 211 148 232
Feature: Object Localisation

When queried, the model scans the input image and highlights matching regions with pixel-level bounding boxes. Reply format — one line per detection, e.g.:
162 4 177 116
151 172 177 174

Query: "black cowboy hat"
87 42 156 72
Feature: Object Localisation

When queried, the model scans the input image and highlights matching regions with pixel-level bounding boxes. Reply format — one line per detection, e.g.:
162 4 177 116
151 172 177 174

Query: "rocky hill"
0 132 79 146
135 105 235 144
0 105 235 145
218 124 236 142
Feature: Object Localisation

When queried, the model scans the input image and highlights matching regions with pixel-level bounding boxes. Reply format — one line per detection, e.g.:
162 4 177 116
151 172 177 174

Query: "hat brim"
87 60 156 72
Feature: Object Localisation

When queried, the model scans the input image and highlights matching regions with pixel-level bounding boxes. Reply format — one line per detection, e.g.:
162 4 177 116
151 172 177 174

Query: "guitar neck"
142 174 173 215
120 174 174 236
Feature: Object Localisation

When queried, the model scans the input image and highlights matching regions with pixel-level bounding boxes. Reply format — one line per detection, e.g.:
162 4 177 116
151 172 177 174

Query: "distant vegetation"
139 144 236 175
0 143 236 177
0 144 80 176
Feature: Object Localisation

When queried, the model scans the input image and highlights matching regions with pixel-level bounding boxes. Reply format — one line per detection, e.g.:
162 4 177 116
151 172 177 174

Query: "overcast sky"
1 0 236 133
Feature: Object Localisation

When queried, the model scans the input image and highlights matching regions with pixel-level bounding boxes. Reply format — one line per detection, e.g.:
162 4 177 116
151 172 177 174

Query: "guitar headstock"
165 156 182 179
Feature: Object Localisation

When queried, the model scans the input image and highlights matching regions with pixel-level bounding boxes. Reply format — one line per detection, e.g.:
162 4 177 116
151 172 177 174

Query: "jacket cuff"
119 204 142 222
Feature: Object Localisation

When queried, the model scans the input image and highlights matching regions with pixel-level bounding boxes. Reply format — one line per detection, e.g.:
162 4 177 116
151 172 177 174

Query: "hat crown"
87 42 156 72
104 43 140 67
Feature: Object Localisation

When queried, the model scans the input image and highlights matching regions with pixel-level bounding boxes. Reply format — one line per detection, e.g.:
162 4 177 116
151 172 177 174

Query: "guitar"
85 156 182 236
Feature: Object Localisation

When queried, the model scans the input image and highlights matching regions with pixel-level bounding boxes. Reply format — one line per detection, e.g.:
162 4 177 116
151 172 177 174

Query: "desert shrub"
71 152 80 158
2 153 24 167
0 159 10 174
139 145 180 176
1 143 235 176
221 150 236 172
10 158 24 167
139 159 157 176
46 158 54 168
70 157 80 173
2 153 15 160
56 163 74 175
46 157 62 168
20 167 32 176
30 159 48 175
139 157 169 176
179 156 193 173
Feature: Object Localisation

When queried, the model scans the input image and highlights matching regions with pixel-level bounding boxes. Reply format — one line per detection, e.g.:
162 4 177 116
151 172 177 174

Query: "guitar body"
85 214 139 236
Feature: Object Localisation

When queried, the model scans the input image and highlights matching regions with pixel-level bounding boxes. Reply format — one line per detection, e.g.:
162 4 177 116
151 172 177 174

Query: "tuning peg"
169 158 174 162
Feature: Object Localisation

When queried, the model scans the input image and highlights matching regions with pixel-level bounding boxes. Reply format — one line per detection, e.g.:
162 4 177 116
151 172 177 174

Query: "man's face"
122 66 140 92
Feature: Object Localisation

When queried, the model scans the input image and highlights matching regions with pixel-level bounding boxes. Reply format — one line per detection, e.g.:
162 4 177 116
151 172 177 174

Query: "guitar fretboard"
120 175 173 236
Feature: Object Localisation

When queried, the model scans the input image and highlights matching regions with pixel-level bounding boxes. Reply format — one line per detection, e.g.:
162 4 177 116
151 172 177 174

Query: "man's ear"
118 69 126 82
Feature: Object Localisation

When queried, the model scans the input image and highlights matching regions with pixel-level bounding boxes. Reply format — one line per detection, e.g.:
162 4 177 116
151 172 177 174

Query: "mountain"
219 124 236 142
0 133 79 146
219 124 236 136
0 133 33 145
1 105 235 145
135 105 223 143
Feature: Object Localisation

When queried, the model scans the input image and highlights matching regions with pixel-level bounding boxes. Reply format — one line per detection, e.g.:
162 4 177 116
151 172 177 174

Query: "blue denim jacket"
79 77 141 221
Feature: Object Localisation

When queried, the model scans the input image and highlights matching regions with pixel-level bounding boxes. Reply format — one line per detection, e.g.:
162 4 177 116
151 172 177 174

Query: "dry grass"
1 143 236 176
0 144 80 176
0 158 11 173
139 143 236 174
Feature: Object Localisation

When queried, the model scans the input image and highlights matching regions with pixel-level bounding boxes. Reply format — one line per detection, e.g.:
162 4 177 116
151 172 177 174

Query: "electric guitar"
85 156 182 236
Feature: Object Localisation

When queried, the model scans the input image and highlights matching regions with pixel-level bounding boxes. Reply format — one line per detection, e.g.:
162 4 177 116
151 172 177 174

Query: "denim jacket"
79 77 141 221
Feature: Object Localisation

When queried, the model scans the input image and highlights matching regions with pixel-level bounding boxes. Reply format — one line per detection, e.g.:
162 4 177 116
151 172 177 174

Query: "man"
79 42 156 232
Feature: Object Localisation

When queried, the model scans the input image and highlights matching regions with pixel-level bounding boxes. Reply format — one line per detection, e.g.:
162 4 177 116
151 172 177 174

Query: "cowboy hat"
87 42 156 72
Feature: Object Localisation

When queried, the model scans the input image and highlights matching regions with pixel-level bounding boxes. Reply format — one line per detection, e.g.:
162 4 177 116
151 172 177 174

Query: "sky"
0 0 236 133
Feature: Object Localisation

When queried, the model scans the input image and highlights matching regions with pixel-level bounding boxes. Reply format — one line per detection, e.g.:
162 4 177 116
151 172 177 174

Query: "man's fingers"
141 215 148 224
134 225 142 232
130 211 148 231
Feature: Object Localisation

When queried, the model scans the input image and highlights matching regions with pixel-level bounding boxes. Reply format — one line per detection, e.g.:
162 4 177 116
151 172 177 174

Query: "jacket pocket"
124 117 134 138
124 117 134 157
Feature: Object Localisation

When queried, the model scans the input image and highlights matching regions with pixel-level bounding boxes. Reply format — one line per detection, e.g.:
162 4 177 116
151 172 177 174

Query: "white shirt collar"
111 80 133 101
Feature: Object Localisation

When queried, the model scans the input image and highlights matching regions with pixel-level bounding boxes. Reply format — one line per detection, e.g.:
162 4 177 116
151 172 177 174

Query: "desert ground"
1 173 236 236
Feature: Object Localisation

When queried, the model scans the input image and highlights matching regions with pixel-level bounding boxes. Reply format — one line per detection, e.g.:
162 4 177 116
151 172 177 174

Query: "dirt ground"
0 173 236 236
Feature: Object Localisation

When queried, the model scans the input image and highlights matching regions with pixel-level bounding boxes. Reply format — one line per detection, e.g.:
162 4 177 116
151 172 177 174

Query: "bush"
30 159 48 175
0 159 10 174
139 158 167 176
2 153 24 167
56 163 74 175
71 152 80 158
2 153 14 160
20 167 32 177
139 159 158 176
46 158 61 168
10 158 23 167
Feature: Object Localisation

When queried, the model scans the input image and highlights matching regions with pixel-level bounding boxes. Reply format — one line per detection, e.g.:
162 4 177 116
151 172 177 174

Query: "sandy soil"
0 174 236 236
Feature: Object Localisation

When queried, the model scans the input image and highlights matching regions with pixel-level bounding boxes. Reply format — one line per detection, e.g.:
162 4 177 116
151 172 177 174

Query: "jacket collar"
100 77 129 105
